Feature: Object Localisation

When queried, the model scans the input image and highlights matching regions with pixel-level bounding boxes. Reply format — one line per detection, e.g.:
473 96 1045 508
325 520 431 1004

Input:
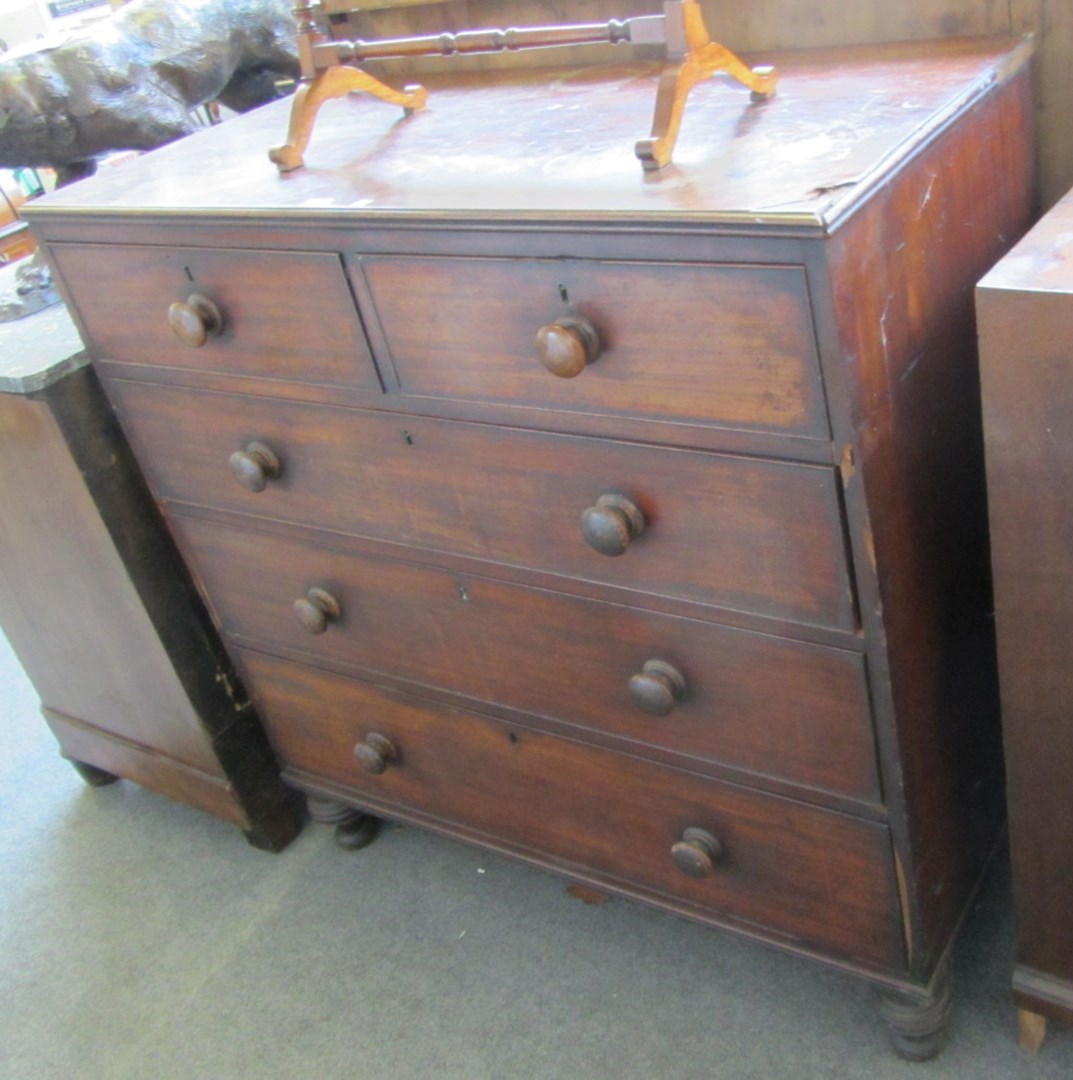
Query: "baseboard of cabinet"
1013 964 1073 1028
43 706 252 830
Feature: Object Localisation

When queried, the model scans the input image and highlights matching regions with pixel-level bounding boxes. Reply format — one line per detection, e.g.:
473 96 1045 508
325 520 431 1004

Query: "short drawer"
178 516 879 803
49 242 379 388
240 651 903 969
110 381 856 631
354 255 827 438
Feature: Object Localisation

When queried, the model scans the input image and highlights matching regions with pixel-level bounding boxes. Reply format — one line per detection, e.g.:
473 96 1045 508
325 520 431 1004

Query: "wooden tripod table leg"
636 42 776 170
269 66 428 173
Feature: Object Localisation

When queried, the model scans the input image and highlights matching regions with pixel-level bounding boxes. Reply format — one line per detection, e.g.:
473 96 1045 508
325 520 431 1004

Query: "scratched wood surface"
324 0 1070 206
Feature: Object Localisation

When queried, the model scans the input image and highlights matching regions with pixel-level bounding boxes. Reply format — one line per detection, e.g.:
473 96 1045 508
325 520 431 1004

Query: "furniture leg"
306 793 381 850
70 759 120 787
635 0 775 170
875 966 953 1061
269 66 427 173
1018 1008 1047 1055
635 44 775 170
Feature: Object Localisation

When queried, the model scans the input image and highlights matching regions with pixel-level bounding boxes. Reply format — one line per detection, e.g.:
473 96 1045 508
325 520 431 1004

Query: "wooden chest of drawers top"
26 38 1027 231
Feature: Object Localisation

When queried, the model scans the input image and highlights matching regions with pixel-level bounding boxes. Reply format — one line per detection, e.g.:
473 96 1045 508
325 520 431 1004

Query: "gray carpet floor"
2 627 1071 1080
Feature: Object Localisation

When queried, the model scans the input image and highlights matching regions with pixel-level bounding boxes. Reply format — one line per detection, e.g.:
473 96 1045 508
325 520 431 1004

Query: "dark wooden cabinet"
26 38 1035 1057
978 188 1073 1054
0 296 300 850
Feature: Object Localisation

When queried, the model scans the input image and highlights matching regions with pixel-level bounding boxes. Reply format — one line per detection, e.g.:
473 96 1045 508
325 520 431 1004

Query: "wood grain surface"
327 0 1070 208
109 380 857 631
169 511 879 802
27 40 1027 231
239 648 904 969
358 254 826 434
979 188 1073 1031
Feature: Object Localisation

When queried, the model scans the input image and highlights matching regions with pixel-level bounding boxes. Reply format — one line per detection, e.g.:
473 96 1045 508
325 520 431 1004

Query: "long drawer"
239 650 903 969
354 255 828 438
50 243 380 388
109 380 857 631
176 514 879 802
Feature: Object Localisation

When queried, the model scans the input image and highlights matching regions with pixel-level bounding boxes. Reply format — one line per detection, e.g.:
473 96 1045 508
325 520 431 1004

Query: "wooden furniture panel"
174 513 878 803
0 376 215 774
240 648 903 969
816 61 1034 975
0 333 300 850
978 188 1073 1049
357 256 827 438
107 379 855 630
25 40 1035 1058
48 243 380 388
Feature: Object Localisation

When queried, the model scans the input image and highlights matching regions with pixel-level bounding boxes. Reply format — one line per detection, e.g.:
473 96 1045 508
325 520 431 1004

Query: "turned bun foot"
306 794 381 851
333 814 380 850
70 760 120 787
875 967 953 1061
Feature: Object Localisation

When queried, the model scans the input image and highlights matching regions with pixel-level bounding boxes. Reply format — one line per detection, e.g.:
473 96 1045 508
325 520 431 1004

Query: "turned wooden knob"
580 493 645 557
167 293 224 347
671 828 723 879
535 313 601 378
228 441 282 492
293 587 341 635
629 660 687 716
353 732 398 775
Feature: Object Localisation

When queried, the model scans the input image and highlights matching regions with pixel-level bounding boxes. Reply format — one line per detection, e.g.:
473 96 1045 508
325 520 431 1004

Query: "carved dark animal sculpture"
0 0 299 182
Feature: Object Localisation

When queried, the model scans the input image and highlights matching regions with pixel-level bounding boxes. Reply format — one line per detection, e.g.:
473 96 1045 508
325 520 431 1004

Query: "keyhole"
183 266 194 282
458 584 470 603
403 431 415 446
558 283 569 304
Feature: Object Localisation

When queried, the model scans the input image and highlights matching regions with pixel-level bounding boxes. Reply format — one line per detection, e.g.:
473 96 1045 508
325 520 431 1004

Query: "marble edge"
0 348 90 395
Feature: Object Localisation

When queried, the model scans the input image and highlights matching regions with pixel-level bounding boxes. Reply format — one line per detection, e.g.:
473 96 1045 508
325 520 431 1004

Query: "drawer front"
50 243 380 388
178 516 879 802
355 256 827 437
110 380 856 631
240 651 902 969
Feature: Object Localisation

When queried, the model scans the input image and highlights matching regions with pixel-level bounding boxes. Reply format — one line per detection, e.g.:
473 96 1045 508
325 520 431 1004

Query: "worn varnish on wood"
330 0 1071 209
26 38 1035 1058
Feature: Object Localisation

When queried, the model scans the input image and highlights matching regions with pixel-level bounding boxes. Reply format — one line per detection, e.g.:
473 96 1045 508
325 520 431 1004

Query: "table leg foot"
306 794 381 851
1018 1008 1047 1055
876 967 952 1061
269 67 427 173
70 759 120 787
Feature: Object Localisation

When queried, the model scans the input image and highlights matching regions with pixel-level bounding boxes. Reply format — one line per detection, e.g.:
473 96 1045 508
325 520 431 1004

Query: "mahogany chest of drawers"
978 188 1073 1054
26 38 1034 1058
